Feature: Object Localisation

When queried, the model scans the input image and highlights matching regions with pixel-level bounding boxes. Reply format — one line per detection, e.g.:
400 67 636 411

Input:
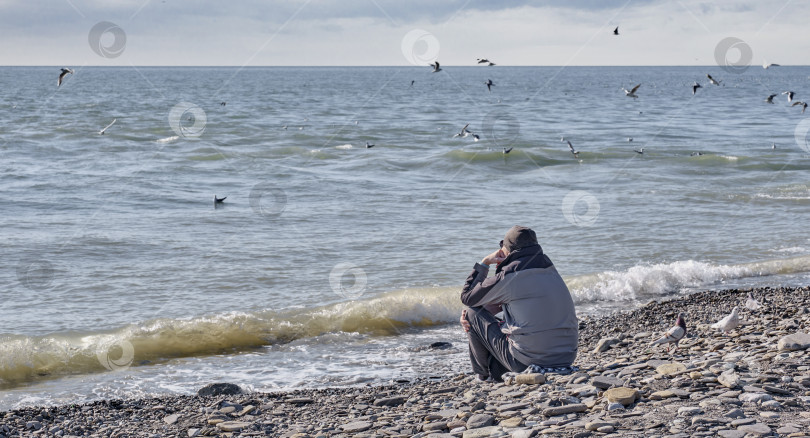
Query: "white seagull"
453 123 471 138
707 74 721 86
622 84 641 98
634 148 644 154
650 313 687 352
58 68 74 87
430 61 442 73
99 119 117 135
783 91 795 103
745 292 761 311
711 307 740 333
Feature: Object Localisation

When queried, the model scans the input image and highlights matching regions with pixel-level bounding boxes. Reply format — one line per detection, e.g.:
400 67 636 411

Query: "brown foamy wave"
0 287 461 389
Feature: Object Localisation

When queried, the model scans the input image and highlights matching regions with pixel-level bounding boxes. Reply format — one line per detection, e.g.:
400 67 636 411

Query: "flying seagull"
692 82 702 95
410 80 415 87
764 94 777 104
792 101 808 114
503 147 513 154
649 313 687 352
783 91 795 103
99 119 117 135
711 307 740 333
476 58 490 64
485 79 494 93
453 123 471 138
634 148 644 154
213 195 227 207
365 141 374 148
707 74 721 86
430 61 442 73
613 26 619 35
763 61 780 69
58 68 74 87
565 140 579 157
220 102 226 106
622 84 641 99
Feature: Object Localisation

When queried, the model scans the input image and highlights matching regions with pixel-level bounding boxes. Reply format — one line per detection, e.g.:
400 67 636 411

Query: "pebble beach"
2 285 809 438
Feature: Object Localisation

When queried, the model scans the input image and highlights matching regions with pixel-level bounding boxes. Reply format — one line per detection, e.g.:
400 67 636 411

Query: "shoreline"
2 285 809 437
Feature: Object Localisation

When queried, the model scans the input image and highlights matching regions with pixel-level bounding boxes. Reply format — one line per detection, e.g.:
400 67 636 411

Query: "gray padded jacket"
461 245 578 367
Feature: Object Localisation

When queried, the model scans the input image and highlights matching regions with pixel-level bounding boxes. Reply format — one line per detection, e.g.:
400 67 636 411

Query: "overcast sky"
0 0 806 66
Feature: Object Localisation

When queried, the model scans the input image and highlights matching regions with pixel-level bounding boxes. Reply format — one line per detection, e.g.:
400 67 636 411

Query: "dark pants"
464 306 528 380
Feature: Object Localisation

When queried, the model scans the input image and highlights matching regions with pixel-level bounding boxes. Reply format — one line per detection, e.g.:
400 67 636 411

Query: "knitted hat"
501 226 538 252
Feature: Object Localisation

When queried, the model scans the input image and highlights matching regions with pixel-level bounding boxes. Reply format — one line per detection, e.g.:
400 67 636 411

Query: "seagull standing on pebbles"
707 74 721 86
650 313 687 352
745 292 761 311
430 61 442 73
711 307 740 333
622 84 641 98
764 94 777 104
58 68 74 87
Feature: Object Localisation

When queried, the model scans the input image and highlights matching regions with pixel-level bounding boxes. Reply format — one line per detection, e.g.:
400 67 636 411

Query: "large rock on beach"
197 383 242 397
605 387 639 406
777 332 810 351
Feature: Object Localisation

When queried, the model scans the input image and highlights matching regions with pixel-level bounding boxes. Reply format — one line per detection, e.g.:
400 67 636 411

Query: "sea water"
1 66 809 409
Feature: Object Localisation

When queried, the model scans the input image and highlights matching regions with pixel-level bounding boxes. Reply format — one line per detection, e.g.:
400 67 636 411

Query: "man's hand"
460 309 471 333
481 249 506 266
